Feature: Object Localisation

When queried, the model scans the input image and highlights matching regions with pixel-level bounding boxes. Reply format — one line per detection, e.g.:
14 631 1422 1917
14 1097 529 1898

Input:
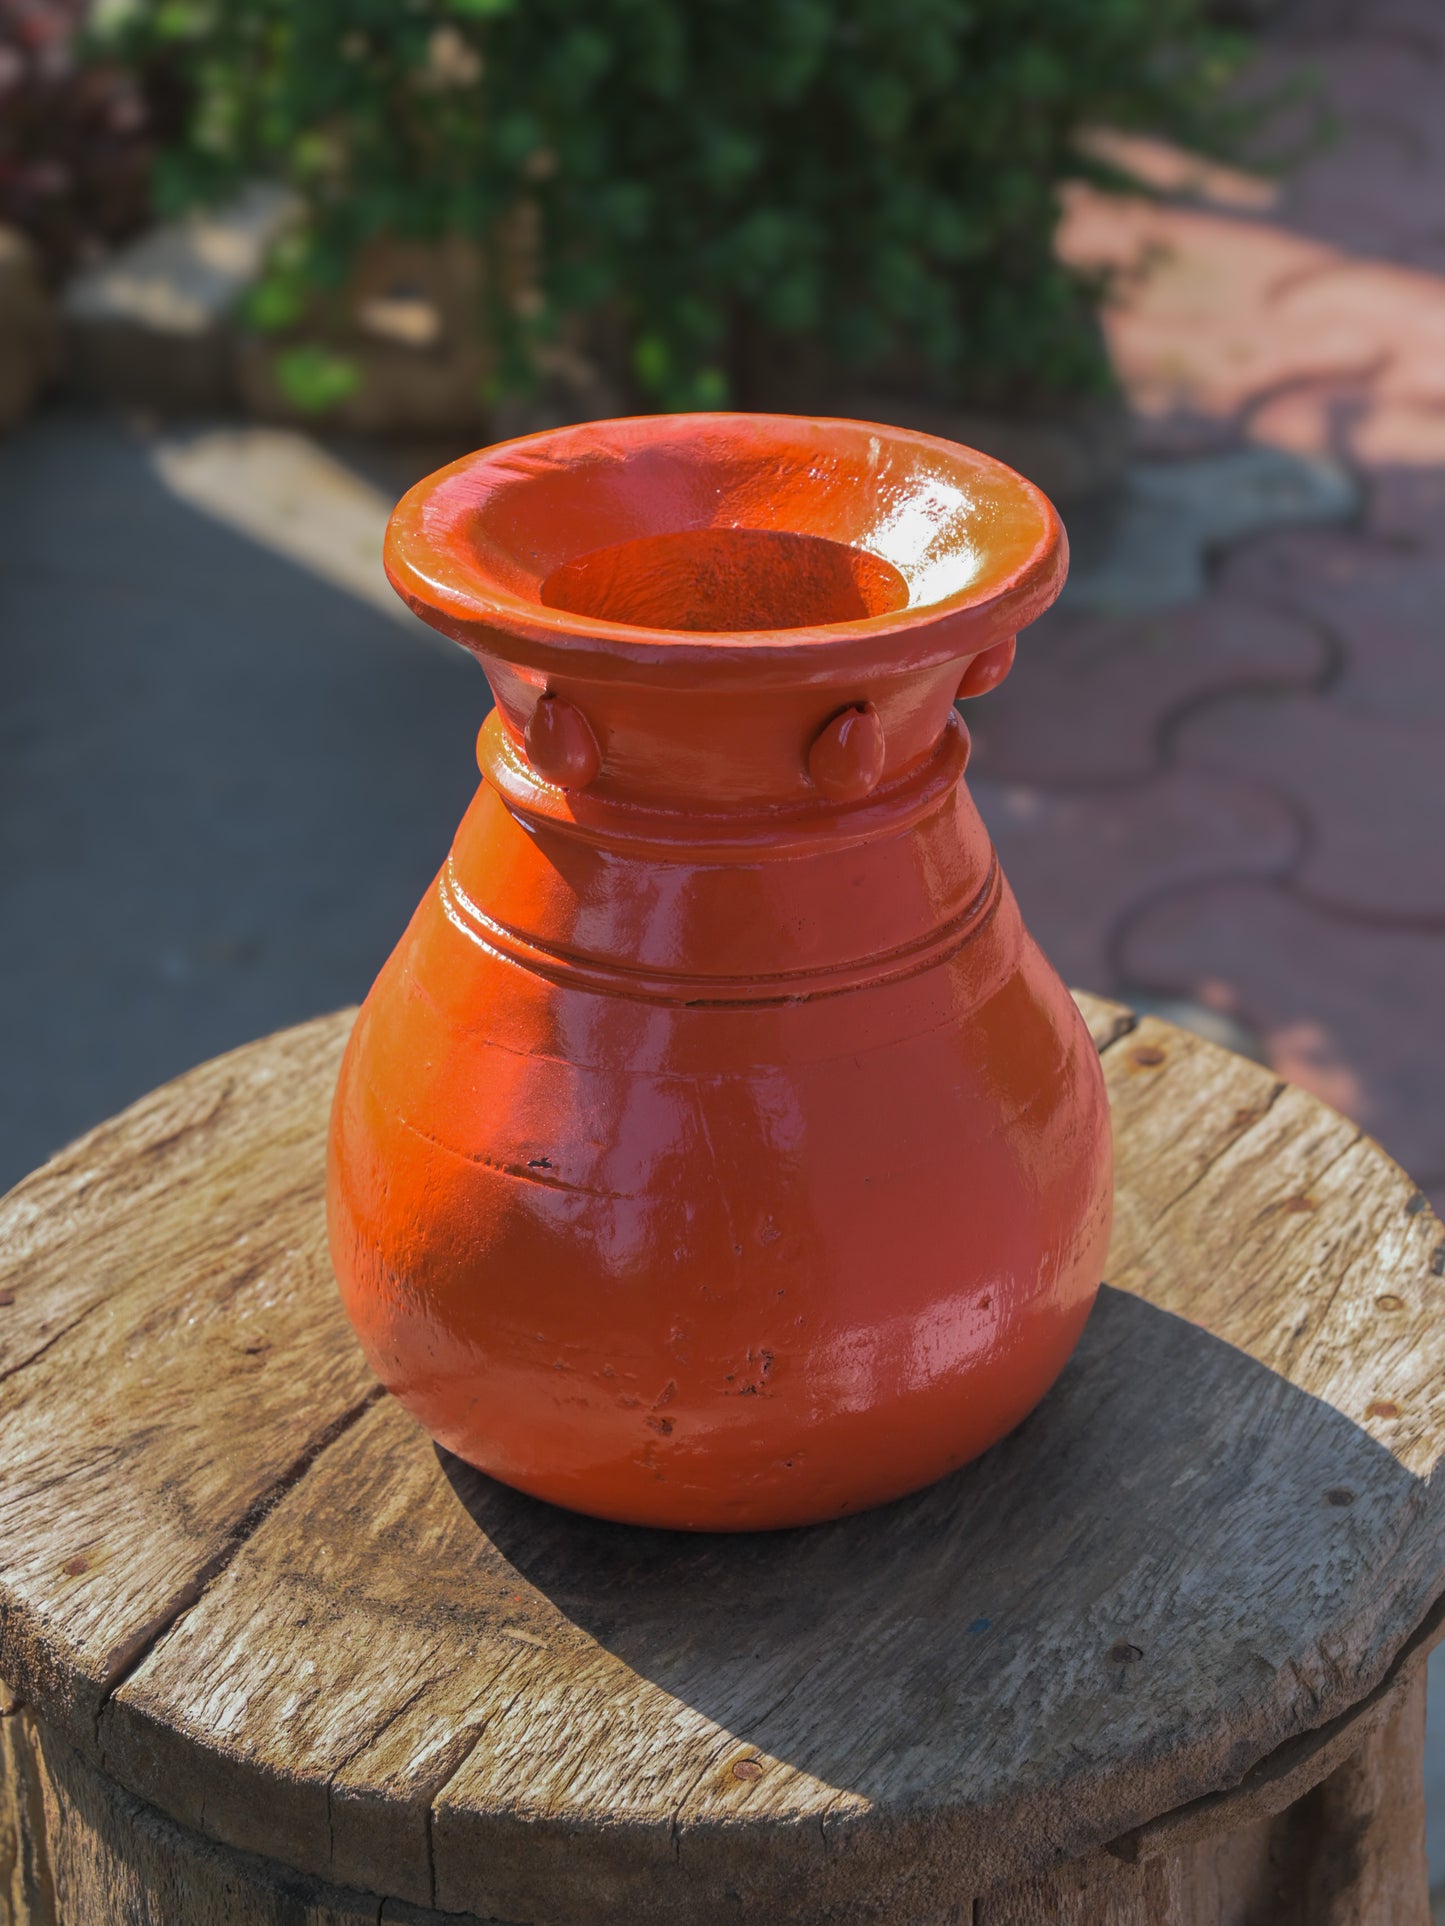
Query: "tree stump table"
2 994 1444 1925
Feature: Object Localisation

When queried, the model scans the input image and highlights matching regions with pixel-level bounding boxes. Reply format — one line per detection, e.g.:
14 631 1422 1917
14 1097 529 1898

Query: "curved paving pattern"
1119 882 1445 1185
978 769 1299 992
973 0 1445 1219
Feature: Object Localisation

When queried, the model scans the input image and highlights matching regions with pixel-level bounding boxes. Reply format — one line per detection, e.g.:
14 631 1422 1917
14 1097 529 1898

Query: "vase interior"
539 527 911 632
448 415 1056 639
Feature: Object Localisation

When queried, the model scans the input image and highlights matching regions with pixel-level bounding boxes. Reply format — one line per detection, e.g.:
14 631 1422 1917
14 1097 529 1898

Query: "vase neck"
478 648 980 815
476 703 975 856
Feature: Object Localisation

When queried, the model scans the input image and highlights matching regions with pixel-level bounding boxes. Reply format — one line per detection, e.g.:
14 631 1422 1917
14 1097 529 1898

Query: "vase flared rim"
384 412 1066 684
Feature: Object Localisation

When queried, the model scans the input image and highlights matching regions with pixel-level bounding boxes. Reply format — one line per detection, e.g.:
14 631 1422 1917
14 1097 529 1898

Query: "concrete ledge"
61 184 296 410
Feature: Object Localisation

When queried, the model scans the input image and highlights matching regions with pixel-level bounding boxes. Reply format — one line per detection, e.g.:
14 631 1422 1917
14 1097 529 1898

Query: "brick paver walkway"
971 0 1445 1216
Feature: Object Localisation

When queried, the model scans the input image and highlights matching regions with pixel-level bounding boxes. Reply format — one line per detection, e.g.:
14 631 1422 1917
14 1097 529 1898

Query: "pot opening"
539 527 910 633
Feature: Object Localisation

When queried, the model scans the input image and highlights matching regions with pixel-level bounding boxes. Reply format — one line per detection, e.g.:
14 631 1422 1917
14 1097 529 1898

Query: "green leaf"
689 365 729 409
273 345 363 413
632 334 671 394
243 276 308 332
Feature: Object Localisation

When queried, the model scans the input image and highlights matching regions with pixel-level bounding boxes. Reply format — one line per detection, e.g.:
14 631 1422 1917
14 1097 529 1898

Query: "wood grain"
1 1708 498 1925
0 1012 375 1737
1 991 1442 1923
0 1673 1428 1925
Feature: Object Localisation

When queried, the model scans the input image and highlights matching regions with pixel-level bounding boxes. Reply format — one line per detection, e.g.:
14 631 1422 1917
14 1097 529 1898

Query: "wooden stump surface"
1 994 1443 1924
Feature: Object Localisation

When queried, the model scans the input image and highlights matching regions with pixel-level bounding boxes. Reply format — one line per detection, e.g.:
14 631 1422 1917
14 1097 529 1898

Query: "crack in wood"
94 1384 387 1751
0 1299 107 1389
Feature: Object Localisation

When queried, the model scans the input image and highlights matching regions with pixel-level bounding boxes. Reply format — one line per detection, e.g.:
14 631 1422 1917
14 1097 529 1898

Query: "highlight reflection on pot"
326 413 1113 1531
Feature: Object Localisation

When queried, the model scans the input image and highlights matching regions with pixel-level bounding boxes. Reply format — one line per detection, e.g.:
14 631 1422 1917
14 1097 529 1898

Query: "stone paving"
970 0 1445 1222
0 407 480 1197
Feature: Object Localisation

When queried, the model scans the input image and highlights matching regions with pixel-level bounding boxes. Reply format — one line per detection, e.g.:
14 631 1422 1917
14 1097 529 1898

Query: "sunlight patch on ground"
150 426 444 646
1060 174 1445 467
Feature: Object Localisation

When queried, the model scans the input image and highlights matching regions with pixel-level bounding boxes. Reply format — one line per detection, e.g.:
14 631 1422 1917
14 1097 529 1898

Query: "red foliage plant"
0 0 155 281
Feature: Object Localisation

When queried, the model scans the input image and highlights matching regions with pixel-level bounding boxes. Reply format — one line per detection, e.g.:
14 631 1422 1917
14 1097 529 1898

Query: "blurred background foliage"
79 0 1246 416
0 0 159 280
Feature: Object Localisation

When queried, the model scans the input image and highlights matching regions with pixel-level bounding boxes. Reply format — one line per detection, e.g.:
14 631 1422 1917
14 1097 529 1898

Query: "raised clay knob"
808 702 886 803
524 693 602 790
955 636 1016 701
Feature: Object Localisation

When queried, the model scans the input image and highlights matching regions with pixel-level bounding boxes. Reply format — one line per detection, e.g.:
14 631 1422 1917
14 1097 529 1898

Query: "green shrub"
96 0 1243 412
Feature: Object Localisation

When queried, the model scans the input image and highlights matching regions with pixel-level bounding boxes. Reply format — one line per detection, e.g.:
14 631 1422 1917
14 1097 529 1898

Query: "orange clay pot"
326 413 1112 1531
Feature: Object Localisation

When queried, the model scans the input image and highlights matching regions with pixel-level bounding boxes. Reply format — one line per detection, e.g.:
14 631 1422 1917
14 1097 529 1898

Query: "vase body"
327 413 1112 1530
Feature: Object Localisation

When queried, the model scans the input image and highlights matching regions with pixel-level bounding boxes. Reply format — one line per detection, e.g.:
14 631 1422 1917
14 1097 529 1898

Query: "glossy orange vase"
326 413 1112 1531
